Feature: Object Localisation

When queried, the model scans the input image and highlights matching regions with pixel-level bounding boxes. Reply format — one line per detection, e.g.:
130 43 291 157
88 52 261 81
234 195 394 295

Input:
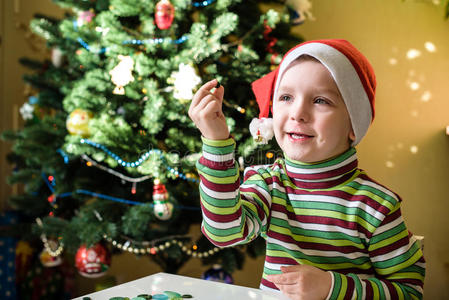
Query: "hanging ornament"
39 248 62 267
153 179 174 220
286 0 314 25
109 55 134 95
170 63 202 101
202 264 234 284
155 0 175 30
75 244 111 278
19 102 34 120
249 117 274 144
66 108 93 137
263 21 279 57
51 47 64 67
77 9 96 27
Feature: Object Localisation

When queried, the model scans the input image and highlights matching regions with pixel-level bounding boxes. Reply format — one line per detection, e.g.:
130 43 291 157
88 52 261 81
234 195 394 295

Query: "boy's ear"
349 129 356 142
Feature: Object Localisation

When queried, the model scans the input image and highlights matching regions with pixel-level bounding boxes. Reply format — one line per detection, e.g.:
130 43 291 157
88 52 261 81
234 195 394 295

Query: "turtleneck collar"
282 147 358 190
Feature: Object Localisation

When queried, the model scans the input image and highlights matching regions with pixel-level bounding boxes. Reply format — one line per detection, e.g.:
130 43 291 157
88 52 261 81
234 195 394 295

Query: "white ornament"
249 118 274 144
109 55 135 95
153 201 174 220
171 63 201 100
95 26 110 37
51 48 64 67
19 103 34 120
286 0 314 24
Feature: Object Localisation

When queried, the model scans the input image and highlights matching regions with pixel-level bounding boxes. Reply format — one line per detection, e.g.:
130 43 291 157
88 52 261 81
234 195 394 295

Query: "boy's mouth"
287 132 314 140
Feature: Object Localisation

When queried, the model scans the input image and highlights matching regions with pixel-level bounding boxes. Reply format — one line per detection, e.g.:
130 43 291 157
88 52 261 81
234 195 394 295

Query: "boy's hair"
296 54 319 63
251 39 376 146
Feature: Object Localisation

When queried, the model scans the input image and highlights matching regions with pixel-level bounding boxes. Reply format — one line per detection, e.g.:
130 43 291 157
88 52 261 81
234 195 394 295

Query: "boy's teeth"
291 133 305 139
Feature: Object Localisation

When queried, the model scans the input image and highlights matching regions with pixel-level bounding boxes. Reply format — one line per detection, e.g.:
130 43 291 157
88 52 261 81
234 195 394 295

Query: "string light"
80 139 199 183
223 99 246 114
42 173 55 193
103 234 221 258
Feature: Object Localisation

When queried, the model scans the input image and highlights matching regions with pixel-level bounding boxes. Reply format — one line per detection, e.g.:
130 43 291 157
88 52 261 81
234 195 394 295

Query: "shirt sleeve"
196 136 272 247
326 202 426 300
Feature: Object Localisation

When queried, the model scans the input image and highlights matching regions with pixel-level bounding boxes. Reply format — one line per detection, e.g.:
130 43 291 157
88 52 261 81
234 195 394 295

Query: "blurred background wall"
1 0 448 298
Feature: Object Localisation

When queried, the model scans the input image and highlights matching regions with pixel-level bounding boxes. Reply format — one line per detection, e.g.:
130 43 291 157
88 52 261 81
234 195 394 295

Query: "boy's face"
273 59 355 163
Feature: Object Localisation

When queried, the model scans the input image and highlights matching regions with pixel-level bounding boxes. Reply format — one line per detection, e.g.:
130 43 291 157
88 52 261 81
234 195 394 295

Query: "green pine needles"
3 0 304 276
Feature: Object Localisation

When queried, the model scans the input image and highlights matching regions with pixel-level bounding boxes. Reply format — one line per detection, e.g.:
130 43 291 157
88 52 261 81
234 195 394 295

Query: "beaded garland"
82 154 153 184
75 31 188 54
192 0 216 7
36 218 64 257
57 148 69 164
79 139 199 183
73 0 217 53
122 35 188 46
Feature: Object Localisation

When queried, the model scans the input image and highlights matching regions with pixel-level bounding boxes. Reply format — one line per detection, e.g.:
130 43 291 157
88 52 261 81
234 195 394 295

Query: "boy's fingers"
201 101 222 118
266 273 294 285
191 79 219 106
195 94 220 112
280 265 301 273
212 85 224 102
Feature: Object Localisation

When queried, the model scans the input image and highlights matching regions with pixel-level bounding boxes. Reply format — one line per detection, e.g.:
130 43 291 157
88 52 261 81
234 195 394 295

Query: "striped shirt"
196 137 425 299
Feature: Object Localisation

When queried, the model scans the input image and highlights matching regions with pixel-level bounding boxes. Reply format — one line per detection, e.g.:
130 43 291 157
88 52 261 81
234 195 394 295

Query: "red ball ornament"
75 244 111 278
155 0 175 30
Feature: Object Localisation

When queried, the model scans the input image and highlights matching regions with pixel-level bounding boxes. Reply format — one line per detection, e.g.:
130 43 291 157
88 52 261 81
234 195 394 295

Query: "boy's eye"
279 95 292 102
314 97 329 105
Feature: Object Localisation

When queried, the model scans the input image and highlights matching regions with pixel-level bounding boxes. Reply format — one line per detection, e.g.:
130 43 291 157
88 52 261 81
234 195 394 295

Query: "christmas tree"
2 0 311 280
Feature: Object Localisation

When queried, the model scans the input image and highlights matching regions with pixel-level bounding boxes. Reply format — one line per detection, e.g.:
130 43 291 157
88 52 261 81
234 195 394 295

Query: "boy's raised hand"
266 265 332 300
189 79 230 140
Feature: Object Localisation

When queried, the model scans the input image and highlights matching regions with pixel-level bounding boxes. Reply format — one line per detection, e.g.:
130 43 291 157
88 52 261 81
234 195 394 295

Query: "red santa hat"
153 178 168 201
250 39 376 146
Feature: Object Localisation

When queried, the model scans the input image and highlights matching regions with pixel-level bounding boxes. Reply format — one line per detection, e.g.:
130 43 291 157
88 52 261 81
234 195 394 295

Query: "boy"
188 39 425 299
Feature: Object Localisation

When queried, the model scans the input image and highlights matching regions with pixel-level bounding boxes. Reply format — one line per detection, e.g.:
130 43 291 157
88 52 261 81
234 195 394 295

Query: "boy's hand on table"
188 79 230 140
266 265 332 300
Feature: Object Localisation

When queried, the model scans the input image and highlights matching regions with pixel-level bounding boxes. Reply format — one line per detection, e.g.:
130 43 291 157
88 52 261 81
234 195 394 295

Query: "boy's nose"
290 99 310 122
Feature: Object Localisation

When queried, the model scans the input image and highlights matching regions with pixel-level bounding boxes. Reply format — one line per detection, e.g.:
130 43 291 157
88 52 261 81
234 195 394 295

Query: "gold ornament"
66 108 93 137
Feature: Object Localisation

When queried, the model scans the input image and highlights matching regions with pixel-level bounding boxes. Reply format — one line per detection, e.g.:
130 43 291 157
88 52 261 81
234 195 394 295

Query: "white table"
73 272 289 300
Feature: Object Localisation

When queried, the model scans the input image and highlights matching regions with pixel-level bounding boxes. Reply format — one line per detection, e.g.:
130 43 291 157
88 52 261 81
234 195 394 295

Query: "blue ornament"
202 264 233 284
28 96 39 105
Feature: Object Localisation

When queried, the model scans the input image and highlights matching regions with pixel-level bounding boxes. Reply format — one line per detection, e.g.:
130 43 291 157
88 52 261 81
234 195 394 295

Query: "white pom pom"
51 48 64 68
249 118 274 144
